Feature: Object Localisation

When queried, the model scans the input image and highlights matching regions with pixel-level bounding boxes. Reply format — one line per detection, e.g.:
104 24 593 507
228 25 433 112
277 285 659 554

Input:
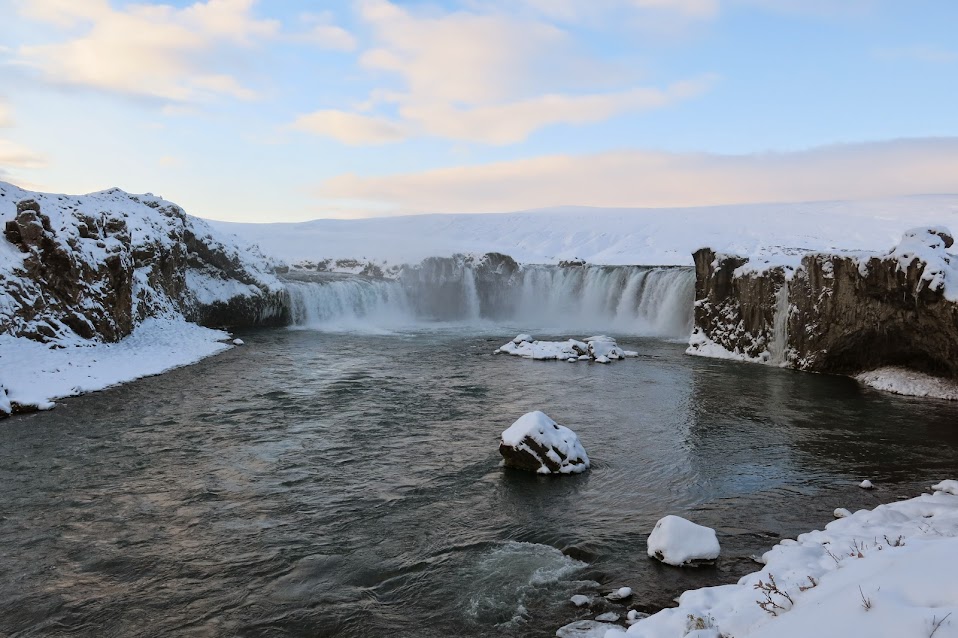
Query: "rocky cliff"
688 227 958 384
0 181 288 346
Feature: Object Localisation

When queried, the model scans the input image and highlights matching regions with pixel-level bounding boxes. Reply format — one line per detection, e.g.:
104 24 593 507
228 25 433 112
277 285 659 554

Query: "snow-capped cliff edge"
0 181 288 416
687 227 958 397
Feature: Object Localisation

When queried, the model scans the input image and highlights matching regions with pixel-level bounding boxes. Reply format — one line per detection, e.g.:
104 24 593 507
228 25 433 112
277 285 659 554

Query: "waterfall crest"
284 264 695 337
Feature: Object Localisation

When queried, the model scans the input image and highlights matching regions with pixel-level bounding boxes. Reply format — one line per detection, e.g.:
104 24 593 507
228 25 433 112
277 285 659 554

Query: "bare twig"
859 586 872 611
930 612 952 638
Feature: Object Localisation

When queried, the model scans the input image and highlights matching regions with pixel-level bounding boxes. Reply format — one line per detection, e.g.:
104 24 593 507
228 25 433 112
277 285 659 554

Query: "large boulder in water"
499 411 590 474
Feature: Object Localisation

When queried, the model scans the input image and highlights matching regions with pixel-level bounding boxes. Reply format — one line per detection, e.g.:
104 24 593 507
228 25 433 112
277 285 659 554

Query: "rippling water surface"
3 326 958 637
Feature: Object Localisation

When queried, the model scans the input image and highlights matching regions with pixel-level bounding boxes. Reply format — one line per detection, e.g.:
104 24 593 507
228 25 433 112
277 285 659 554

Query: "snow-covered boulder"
499 411 590 475
647 515 720 566
495 335 636 362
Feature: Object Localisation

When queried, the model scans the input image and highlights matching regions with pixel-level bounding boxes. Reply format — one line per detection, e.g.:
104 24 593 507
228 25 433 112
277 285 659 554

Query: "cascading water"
284 264 695 337
286 277 413 331
513 266 695 337
768 281 791 365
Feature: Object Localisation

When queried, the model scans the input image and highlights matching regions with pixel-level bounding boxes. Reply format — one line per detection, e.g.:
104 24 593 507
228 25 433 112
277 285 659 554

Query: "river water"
3 324 958 637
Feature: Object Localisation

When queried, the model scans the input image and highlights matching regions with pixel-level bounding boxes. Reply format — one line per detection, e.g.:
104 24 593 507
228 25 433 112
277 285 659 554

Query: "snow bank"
647 516 721 566
0 317 231 413
609 483 958 638
499 411 590 475
857 366 958 401
496 334 637 362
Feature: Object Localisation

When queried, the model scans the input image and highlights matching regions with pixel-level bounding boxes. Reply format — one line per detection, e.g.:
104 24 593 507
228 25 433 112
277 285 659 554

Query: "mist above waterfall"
284 261 694 337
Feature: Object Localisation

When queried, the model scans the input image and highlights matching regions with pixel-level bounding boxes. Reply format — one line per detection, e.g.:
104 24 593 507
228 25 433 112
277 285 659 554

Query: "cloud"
15 0 279 102
294 12 358 51
874 45 958 64
292 110 410 145
315 138 958 215
0 101 12 128
0 139 48 171
0 99 48 178
293 0 714 145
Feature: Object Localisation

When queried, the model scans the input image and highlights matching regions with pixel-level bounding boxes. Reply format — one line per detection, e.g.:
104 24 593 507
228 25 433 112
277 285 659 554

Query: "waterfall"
513 266 695 337
286 277 413 331
768 281 791 365
462 266 482 322
284 264 695 337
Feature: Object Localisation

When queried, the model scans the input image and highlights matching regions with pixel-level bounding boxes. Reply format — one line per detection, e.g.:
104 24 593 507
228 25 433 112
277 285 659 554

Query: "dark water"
3 326 958 637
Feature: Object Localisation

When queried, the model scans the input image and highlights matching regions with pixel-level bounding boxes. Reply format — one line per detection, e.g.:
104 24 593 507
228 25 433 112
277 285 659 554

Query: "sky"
1 0 957 222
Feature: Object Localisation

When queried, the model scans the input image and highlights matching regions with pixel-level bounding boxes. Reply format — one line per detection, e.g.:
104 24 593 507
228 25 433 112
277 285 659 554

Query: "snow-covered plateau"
211 195 958 267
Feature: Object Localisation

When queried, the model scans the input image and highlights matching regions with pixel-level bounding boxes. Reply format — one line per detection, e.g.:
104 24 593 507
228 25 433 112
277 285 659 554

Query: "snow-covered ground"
210 195 958 266
597 481 958 638
857 367 958 401
0 317 232 414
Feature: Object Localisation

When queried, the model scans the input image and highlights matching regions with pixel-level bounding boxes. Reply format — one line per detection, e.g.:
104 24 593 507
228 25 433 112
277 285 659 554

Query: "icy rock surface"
499 411 590 475
647 516 721 566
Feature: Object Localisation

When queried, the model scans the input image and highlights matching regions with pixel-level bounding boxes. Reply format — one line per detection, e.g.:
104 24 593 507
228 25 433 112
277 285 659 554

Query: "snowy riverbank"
596 481 958 638
0 317 233 415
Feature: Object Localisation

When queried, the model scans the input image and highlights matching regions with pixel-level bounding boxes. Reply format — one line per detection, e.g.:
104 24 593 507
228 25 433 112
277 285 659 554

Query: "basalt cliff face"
688 227 958 381
0 181 288 345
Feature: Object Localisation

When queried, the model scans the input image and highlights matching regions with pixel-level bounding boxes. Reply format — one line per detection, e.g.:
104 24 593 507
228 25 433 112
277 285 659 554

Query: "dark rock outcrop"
688 227 958 380
0 183 288 344
399 252 521 319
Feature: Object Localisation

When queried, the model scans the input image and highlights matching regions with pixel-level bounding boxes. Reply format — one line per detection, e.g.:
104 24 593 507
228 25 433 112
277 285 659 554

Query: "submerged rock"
647 515 720 566
499 411 590 475
556 620 620 638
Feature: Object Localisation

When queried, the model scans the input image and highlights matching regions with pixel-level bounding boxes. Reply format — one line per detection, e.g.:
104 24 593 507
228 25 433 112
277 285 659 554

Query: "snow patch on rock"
499 411 590 475
496 335 637 362
647 516 721 566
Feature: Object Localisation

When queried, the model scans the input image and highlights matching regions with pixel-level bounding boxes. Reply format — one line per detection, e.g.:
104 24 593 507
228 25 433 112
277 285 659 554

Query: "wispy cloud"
316 138 958 215
15 0 279 103
292 0 715 145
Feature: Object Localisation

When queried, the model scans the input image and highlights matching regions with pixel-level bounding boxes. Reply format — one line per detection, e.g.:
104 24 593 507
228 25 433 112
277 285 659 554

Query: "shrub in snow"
647 515 720 566
499 411 590 475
